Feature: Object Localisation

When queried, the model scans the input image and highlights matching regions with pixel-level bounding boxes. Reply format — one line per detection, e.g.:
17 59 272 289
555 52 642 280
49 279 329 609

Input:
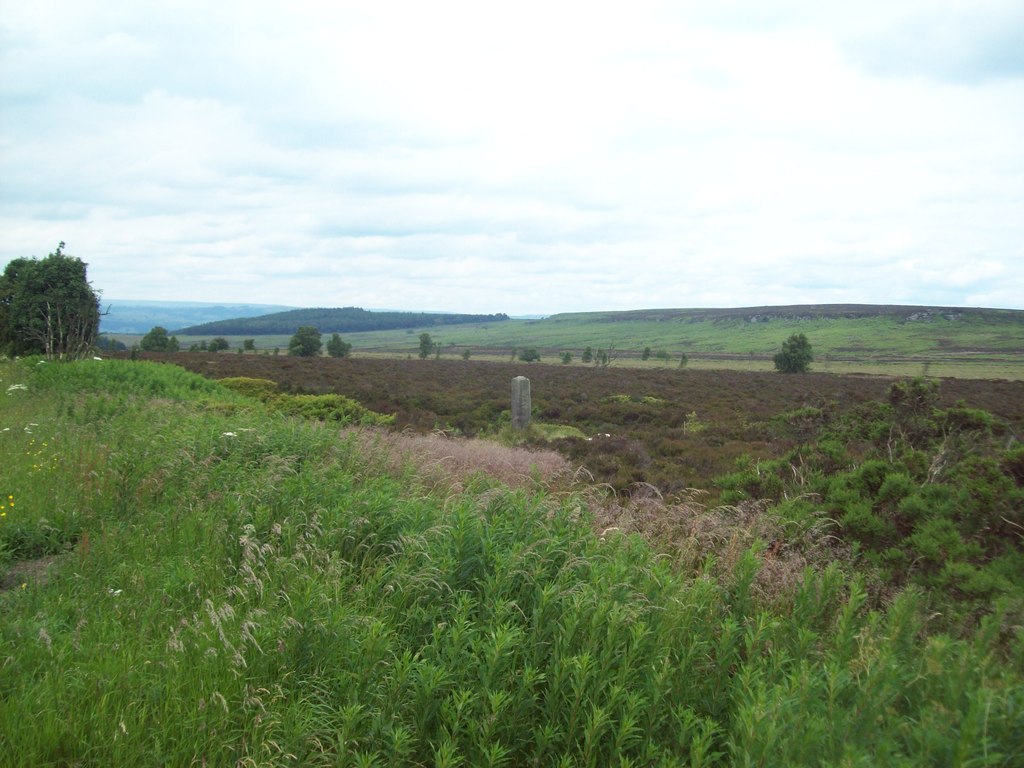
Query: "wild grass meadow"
1 357 1022 766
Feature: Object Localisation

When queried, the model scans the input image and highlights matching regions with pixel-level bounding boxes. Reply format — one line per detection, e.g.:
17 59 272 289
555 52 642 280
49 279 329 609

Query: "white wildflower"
108 588 122 596
221 431 238 438
6 383 28 393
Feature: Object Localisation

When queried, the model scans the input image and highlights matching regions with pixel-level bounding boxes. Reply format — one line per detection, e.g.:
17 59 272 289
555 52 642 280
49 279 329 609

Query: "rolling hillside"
100 300 297 334
334 303 1024 377
173 306 510 335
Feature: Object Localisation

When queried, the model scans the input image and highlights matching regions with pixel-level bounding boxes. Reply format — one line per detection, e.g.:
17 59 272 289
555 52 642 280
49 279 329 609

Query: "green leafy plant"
288 326 322 357
326 332 352 358
773 333 813 373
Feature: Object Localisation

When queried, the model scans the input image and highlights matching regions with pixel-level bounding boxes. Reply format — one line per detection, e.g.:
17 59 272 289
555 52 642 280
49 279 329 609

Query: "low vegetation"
162 354 1024 495
716 377 1024 636
1 356 1022 765
217 376 393 426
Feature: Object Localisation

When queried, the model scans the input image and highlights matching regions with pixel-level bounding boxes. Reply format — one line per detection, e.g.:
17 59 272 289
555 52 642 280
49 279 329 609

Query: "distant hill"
332 303 1023 379
173 307 510 336
101 300 297 334
550 304 1024 324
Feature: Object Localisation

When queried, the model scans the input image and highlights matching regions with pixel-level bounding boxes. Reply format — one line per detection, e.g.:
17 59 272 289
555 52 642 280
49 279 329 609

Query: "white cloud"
1 0 1022 313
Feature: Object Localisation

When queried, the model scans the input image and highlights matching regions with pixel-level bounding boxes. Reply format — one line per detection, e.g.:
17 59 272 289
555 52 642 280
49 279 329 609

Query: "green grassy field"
111 305 1024 380
2 357 1023 766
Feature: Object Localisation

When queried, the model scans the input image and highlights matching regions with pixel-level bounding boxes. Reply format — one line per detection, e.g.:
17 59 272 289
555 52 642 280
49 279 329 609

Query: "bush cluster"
716 377 1024 633
217 375 394 427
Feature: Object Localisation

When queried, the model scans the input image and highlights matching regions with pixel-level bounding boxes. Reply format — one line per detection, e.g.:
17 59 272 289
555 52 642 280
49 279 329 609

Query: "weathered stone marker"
511 376 531 430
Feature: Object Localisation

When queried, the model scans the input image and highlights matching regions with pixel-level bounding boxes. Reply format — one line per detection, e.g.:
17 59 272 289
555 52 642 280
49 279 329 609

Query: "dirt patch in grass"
1 553 68 591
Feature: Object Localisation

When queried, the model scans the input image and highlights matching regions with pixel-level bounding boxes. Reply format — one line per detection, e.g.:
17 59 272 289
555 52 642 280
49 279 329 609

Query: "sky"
2 1 1023 315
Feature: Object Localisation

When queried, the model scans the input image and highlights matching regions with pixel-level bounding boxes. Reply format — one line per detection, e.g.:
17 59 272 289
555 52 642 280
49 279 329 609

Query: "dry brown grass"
589 485 851 606
338 426 846 607
344 427 573 493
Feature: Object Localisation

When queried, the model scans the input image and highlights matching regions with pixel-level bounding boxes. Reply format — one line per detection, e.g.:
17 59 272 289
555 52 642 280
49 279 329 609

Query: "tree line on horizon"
173 307 511 336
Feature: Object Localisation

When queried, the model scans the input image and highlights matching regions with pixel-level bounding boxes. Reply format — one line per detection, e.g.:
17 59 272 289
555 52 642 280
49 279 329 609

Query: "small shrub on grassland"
268 392 394 426
216 375 279 400
218 374 394 426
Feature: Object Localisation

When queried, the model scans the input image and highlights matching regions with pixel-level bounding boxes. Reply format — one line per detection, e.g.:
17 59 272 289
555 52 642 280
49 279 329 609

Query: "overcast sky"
2 1 1023 314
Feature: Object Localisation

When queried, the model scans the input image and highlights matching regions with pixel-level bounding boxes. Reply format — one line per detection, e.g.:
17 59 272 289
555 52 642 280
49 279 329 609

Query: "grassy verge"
1 358 1022 766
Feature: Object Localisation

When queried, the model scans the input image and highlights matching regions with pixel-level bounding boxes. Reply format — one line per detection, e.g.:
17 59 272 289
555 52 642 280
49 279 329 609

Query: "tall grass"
1 358 1021 766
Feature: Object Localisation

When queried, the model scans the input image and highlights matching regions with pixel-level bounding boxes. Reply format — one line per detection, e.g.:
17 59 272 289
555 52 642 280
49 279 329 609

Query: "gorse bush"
217 375 280 400
268 392 394 426
218 373 394 426
717 377 1024 635
1 361 1022 766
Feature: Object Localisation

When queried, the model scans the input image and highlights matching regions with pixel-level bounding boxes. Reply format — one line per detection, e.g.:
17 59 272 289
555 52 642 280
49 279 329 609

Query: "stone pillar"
511 376 531 430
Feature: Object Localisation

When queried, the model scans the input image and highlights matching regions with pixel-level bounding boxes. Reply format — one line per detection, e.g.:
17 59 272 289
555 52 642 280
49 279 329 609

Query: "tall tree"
773 333 813 373
418 332 433 359
0 243 101 359
326 332 352 358
289 326 322 357
140 326 172 352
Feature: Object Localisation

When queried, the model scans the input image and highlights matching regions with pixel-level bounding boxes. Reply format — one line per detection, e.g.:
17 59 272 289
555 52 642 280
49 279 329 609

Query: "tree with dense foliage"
289 326 322 357
96 335 127 352
773 333 813 373
326 333 352 358
418 333 433 360
519 348 540 363
561 352 572 364
243 339 255 351
140 326 172 352
582 346 593 363
642 346 652 361
0 243 101 359
209 337 230 353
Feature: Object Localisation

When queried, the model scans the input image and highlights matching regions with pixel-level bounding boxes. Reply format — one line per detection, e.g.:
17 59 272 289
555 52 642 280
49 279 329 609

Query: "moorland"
161 353 1024 495
2 355 1022 766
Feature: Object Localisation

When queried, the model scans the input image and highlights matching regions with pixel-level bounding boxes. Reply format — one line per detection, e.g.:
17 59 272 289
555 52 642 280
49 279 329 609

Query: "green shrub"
269 393 394 426
839 500 896 548
217 376 279 401
874 471 916 510
715 456 786 503
906 518 974 570
1000 445 1024 487
850 459 894 498
896 485 956 525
